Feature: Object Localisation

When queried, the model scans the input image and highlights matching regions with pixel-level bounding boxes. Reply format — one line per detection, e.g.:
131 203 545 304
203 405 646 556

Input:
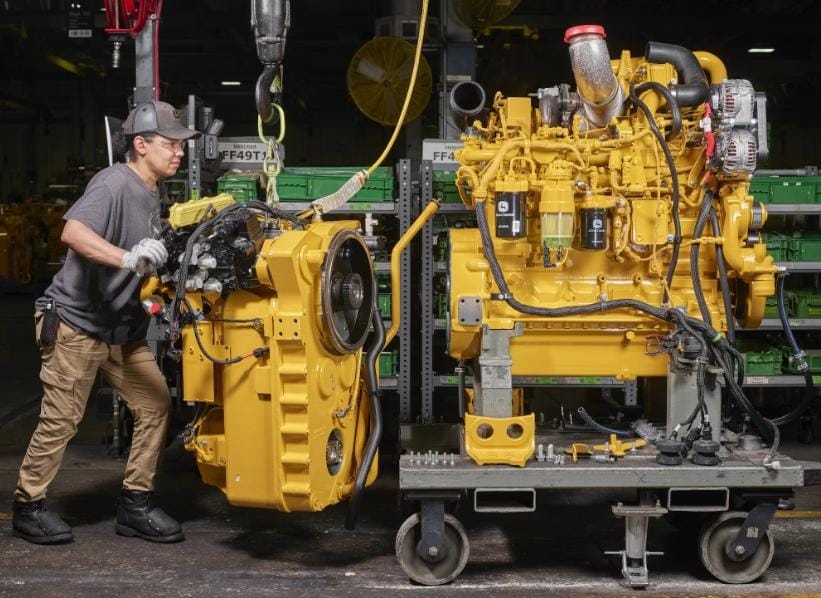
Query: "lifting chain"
258 101 286 207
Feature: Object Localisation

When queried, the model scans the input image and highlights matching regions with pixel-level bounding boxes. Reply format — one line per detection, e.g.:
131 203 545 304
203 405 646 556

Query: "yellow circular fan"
453 0 521 29
347 37 432 126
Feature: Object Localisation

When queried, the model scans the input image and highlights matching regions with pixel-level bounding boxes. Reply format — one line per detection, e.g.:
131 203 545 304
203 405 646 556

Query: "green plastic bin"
217 174 260 203
763 232 793 261
764 296 779 318
790 289 821 317
790 232 821 261
749 176 821 204
737 341 783 376
378 293 391 319
276 167 394 202
378 351 398 377
435 294 448 319
783 349 821 373
433 171 461 203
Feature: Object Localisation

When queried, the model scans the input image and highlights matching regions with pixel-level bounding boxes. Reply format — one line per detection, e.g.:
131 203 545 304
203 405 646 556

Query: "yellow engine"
448 26 776 465
143 196 380 512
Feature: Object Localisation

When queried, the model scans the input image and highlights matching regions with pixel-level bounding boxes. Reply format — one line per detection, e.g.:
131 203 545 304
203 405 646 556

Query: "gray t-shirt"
41 162 163 345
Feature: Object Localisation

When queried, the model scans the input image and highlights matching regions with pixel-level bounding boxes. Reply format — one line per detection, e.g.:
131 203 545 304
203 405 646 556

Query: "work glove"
121 238 168 275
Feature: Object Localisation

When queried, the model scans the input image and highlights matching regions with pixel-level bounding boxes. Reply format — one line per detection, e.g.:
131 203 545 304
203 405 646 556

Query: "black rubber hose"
691 191 715 327
576 407 633 437
345 301 386 530
710 207 736 344
474 196 782 447
628 86 682 299
770 272 815 427
645 41 710 106
632 81 682 140
709 343 774 443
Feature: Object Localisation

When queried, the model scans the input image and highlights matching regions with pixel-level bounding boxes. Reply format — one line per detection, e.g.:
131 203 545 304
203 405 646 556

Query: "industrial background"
1 0 821 595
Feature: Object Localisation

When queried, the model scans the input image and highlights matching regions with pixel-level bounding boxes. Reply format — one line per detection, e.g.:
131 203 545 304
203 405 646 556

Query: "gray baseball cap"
123 101 201 140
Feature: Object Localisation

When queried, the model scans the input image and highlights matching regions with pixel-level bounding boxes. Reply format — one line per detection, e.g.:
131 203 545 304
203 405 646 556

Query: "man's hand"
121 238 169 275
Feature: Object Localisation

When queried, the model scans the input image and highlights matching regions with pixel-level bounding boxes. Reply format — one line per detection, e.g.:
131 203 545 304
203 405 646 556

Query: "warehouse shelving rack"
276 159 415 412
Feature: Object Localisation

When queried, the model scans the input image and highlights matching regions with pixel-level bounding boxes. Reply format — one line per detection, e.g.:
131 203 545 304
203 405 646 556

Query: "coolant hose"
345 302 386 530
628 86 682 298
576 407 633 437
710 207 736 344
770 272 816 427
632 81 682 140
645 41 710 106
691 191 714 327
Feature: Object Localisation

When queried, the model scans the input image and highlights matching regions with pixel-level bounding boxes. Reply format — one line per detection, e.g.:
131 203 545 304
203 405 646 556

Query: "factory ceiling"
1 0 819 137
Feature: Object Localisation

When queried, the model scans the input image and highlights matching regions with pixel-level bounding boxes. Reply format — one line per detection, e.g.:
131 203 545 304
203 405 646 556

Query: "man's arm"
61 219 126 269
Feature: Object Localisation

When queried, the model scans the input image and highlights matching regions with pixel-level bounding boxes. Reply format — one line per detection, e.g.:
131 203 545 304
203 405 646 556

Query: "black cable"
169 201 301 337
576 407 633 437
691 190 715 327
632 81 682 140
629 85 683 299
770 272 815 427
345 301 386 530
184 298 269 366
475 197 781 446
710 206 736 344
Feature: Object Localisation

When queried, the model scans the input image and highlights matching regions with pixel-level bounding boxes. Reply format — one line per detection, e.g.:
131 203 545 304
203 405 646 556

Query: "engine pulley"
320 229 375 354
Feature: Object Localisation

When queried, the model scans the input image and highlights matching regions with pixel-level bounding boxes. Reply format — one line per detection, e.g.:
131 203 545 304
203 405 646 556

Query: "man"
12 101 199 544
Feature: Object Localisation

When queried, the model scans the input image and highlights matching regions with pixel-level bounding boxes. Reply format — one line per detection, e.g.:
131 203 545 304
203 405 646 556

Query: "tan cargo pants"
15 311 170 502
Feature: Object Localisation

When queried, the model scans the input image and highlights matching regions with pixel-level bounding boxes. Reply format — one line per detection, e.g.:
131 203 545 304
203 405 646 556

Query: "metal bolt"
428 546 439 558
450 453 455 466
537 444 545 461
547 444 554 460
734 545 746 556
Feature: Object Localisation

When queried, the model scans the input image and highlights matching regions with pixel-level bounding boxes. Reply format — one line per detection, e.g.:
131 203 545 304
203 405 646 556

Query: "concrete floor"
1 295 821 596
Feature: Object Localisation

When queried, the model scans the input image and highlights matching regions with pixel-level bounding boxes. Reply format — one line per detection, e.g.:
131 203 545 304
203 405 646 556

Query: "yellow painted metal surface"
450 51 776 382
168 194 237 229
150 216 377 512
464 413 535 467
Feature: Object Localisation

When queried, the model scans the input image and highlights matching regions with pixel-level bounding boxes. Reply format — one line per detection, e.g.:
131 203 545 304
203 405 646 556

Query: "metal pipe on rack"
754 167 818 176
385 199 441 345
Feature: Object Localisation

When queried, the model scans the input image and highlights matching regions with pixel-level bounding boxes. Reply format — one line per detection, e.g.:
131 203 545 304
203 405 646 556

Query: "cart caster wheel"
395 512 469 585
698 511 775 584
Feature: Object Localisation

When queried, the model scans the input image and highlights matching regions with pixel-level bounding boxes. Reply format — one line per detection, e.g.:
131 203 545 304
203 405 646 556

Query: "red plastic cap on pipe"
564 24 606 44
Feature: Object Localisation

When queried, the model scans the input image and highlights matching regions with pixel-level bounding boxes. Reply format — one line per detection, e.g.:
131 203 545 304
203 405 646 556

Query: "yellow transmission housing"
145 203 377 512
450 50 776 381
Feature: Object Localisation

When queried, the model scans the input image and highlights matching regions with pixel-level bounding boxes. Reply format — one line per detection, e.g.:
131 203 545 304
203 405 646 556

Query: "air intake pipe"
564 25 623 128
645 42 709 107
449 80 487 119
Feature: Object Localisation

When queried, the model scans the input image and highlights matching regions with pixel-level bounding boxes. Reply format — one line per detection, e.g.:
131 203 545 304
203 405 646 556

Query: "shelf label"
423 139 464 168
218 137 270 168
746 376 769 384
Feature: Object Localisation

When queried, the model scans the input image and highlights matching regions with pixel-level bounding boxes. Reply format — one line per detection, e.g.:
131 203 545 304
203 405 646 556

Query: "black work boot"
115 489 184 543
12 499 73 545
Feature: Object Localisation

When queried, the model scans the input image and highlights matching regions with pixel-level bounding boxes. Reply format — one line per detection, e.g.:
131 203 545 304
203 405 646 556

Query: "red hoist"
103 0 163 104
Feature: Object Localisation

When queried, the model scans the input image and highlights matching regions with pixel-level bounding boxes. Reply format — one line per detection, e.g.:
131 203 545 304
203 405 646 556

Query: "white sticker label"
422 138 464 166
218 138 270 167
68 29 92 38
